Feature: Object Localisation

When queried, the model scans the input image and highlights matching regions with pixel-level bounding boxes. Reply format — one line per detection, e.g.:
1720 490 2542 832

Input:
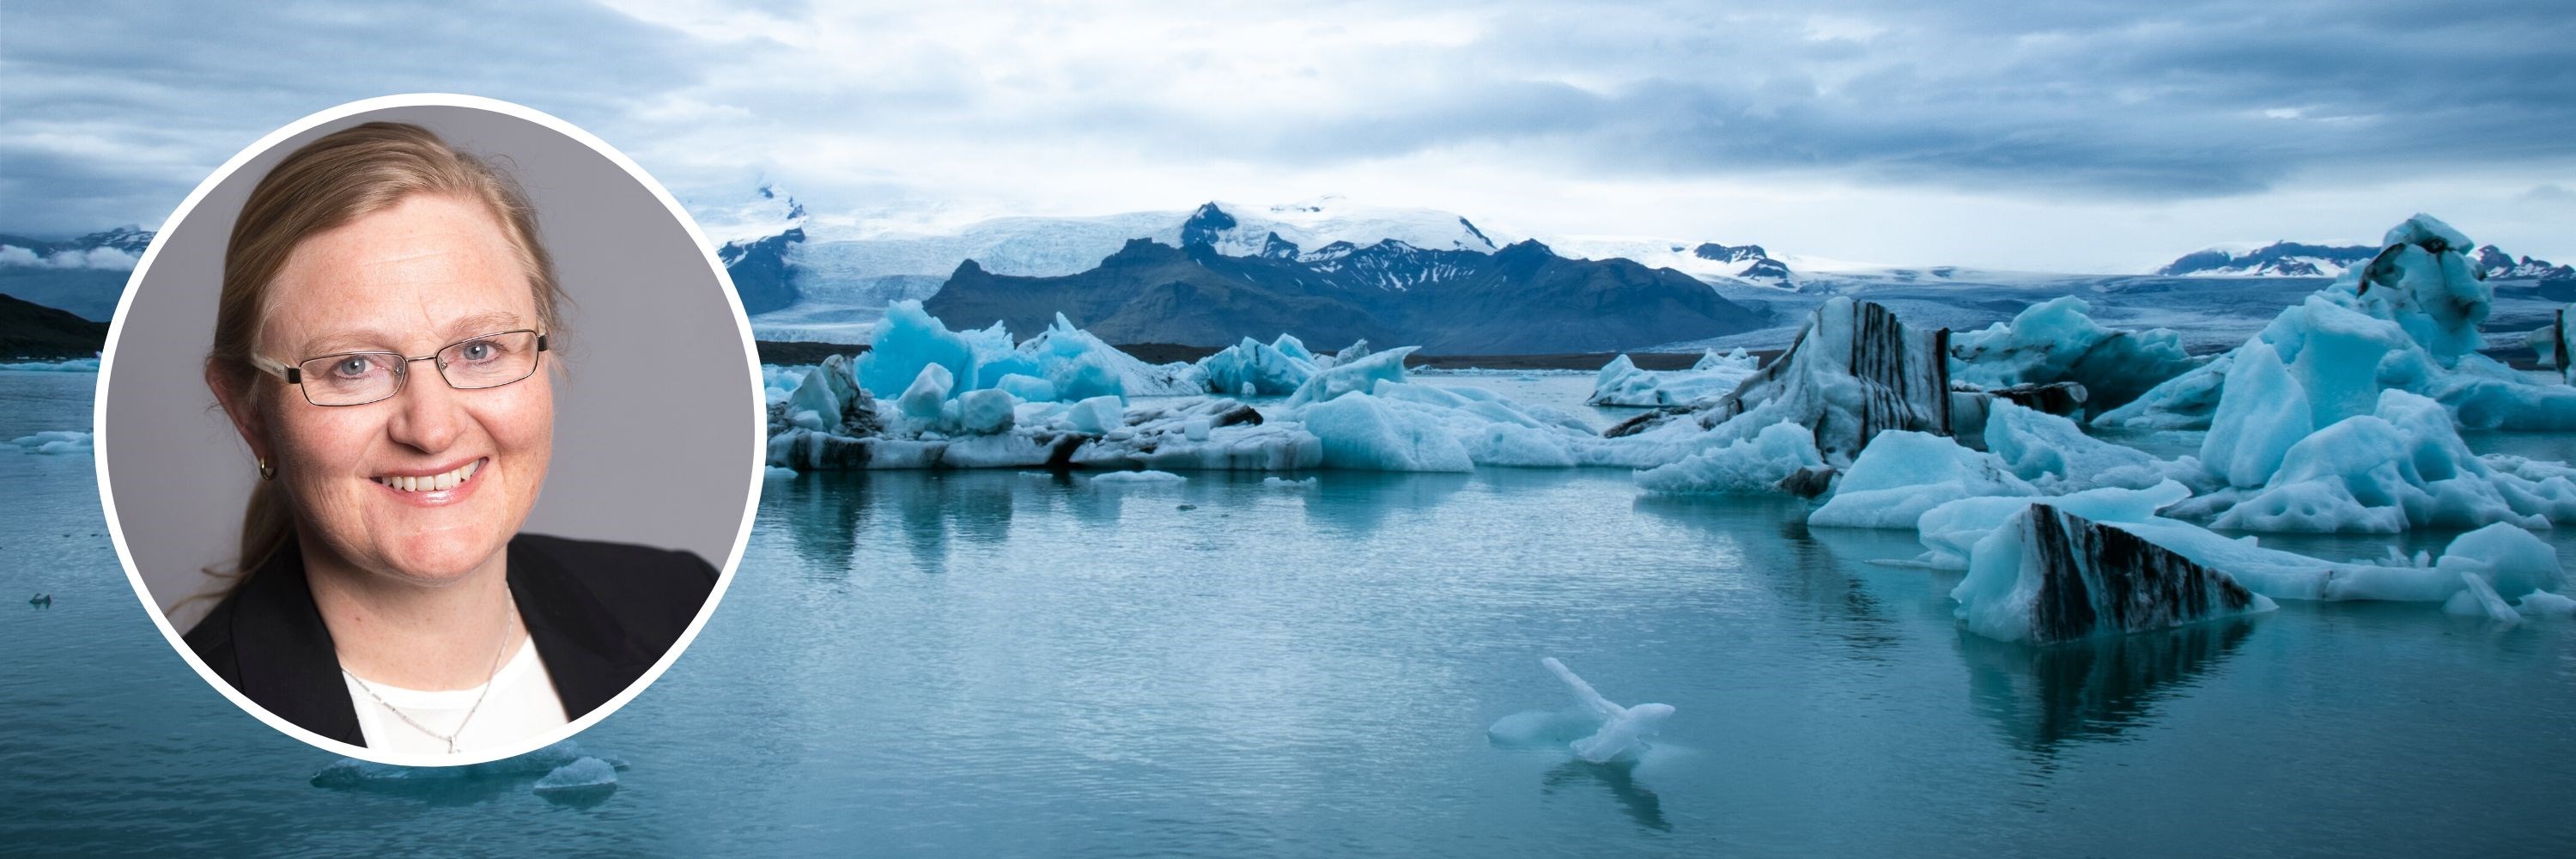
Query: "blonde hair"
203 120 568 586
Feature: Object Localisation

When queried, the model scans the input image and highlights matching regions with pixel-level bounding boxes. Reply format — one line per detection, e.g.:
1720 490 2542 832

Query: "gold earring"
257 458 276 481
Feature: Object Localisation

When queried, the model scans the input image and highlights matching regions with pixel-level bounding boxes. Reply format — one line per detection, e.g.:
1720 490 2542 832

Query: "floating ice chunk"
1299 392 1474 472
1634 420 1826 495
763 466 799 479
2430 521 2564 599
1529 657 1674 764
1951 504 2275 644
2186 389 2576 533
1588 350 1759 407
1607 298 1951 467
310 740 629 791
1914 481 2194 570
1199 336 1318 396
2444 570 2523 624
1948 296 2200 416
993 372 1057 403
896 362 956 422
1061 395 1124 434
958 387 1019 435
0 356 100 372
1808 432 2036 529
2101 216 2576 431
854 301 1198 403
1981 402 2173 491
7 430 91 454
1263 476 1317 489
1285 346 1418 408
2516 590 2576 618
859 301 985 398
533 757 619 792
2200 341 2312 489
1090 469 1187 485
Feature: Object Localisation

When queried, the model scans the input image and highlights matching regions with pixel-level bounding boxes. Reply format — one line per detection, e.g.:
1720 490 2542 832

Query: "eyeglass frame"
253 329 550 407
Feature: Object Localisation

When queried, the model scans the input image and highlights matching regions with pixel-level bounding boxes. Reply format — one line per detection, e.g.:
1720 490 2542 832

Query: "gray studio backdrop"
105 104 760 630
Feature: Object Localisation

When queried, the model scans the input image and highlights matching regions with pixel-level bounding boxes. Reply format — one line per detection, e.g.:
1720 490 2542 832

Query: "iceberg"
1950 503 2276 644
1807 431 2037 529
2530 306 2571 383
1607 298 1953 469
854 300 1202 404
2099 215 2576 431
769 354 1320 472
1947 296 2202 417
2172 388 2576 533
1587 349 1759 407
1198 334 1325 396
1633 420 1828 496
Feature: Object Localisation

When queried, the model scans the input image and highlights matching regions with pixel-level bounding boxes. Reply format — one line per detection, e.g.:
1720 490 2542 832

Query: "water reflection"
1301 471 1470 538
1542 758 1671 832
765 472 866 580
1958 619 2257 755
1635 496 1905 657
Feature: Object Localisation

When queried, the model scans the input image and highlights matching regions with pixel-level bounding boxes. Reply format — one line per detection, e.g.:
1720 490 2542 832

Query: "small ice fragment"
1540 657 1674 764
2444 571 2523 624
532 756 620 802
1090 470 1186 485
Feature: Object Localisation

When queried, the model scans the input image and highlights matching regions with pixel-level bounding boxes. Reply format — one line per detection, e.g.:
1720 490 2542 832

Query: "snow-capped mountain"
1540 236 1809 289
715 195 1530 343
1176 196 1501 259
2470 245 2575 280
2155 241 2377 277
2158 238 2571 280
924 235 1770 354
0 227 155 321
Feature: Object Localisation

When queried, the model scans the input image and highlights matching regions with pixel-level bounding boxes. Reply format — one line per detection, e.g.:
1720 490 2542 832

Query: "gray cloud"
3 0 2573 256
0 0 707 234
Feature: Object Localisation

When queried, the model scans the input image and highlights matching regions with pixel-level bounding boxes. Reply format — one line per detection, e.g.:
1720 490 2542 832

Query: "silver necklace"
342 586 519 754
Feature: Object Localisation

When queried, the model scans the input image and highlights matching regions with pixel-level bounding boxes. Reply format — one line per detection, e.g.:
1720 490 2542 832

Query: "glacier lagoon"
6 369 2576 855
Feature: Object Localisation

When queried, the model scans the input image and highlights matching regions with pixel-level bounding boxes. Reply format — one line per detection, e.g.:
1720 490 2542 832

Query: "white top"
343 637 570 755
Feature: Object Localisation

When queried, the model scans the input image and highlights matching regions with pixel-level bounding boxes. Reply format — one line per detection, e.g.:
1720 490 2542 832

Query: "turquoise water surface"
3 369 2573 856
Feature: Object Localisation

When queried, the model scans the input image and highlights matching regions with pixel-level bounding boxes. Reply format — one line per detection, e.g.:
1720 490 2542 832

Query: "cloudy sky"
5 0 2572 271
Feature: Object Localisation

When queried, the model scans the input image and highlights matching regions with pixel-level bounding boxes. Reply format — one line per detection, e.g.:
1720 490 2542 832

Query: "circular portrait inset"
98 95 761 765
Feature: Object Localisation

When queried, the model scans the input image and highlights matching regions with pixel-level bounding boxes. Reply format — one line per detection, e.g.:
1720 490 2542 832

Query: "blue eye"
459 341 495 362
332 356 379 379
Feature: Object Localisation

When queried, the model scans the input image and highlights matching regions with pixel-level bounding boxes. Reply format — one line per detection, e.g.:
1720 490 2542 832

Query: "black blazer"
184 533 718 747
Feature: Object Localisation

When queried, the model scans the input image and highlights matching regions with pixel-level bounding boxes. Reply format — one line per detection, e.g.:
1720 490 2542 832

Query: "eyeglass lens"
295 330 543 406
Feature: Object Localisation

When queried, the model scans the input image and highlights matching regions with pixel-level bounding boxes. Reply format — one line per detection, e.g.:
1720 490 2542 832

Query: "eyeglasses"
258 330 548 407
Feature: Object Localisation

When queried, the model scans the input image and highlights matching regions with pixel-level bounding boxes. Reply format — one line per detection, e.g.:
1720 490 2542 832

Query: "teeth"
375 459 481 493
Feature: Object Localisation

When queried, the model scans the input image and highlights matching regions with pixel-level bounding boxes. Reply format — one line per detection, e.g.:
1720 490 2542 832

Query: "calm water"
5 369 2575 856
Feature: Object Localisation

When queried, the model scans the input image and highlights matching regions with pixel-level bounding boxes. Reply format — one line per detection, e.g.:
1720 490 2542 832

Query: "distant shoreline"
755 339 1772 372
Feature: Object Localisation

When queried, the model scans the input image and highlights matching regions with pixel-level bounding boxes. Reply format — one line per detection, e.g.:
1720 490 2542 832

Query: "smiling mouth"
373 458 483 493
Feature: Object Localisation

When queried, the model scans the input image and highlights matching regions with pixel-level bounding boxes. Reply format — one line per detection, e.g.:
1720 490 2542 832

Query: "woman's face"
245 193 553 587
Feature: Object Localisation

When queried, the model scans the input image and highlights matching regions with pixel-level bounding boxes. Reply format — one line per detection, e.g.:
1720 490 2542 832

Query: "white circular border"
93 94 766 768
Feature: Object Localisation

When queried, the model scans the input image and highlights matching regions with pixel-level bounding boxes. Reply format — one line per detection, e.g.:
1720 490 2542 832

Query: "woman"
184 122 715 755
